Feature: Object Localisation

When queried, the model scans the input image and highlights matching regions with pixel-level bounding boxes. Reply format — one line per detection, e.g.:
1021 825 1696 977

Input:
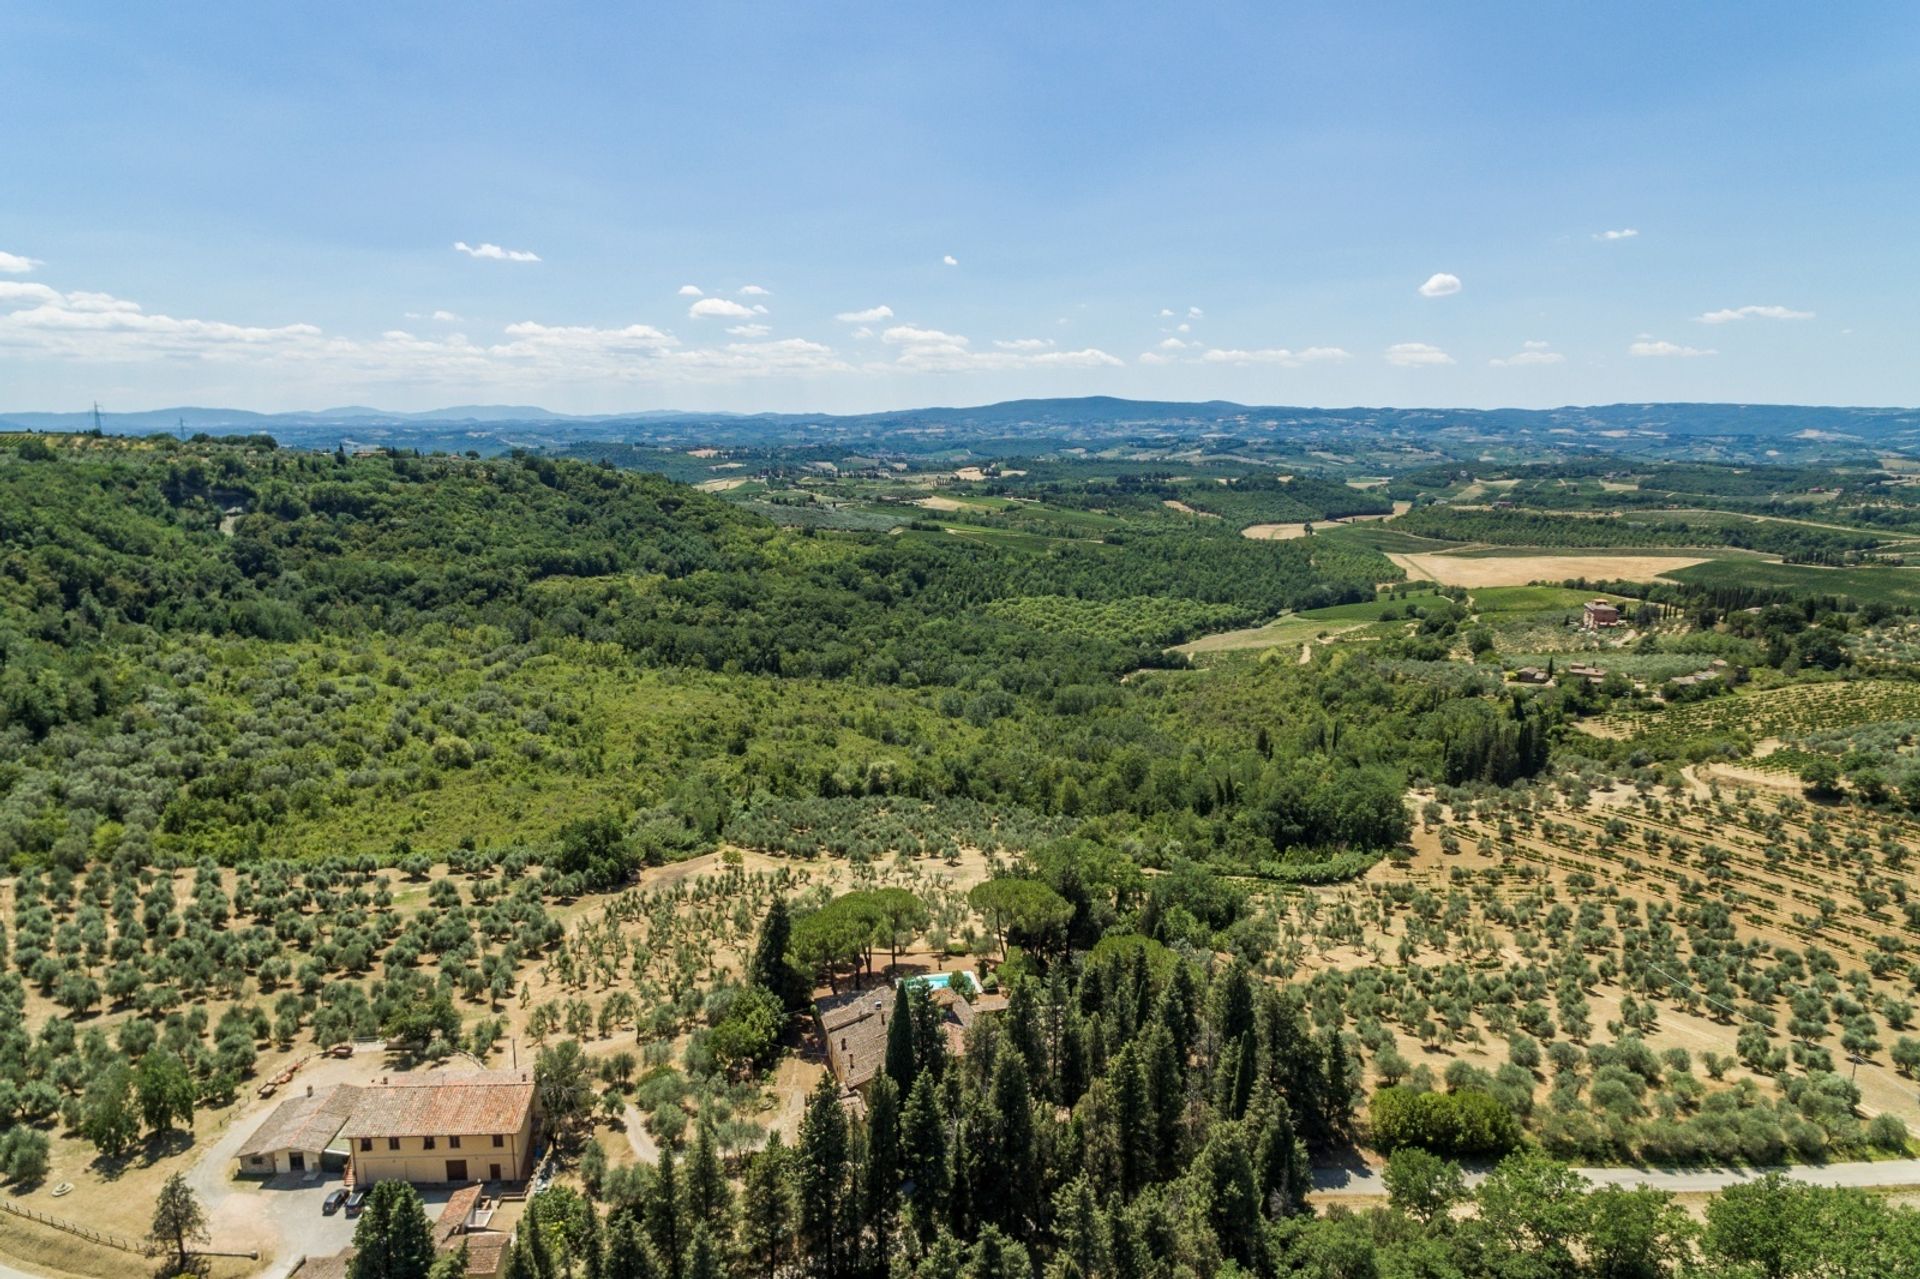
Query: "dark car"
345 1189 368 1217
322 1189 348 1215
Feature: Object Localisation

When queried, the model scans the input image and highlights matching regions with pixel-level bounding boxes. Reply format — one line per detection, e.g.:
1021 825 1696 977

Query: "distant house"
1583 599 1622 630
1512 667 1550 685
818 974 1007 1098
1564 662 1608 684
340 1070 537 1187
236 1084 362 1176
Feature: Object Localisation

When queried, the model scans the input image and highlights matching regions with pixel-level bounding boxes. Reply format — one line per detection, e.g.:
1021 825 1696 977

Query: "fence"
0 1196 145 1254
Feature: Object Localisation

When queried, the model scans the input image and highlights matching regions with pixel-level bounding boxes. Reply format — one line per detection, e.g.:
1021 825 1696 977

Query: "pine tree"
685 1225 722 1279
606 1210 661 1279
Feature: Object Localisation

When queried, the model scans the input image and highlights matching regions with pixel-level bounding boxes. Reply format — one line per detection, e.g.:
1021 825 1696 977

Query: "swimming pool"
900 970 982 994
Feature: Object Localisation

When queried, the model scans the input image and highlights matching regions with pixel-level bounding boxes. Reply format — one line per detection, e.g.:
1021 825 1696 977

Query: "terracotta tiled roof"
237 1085 363 1159
462 1235 511 1278
295 1250 355 1279
338 1072 534 1140
435 1183 486 1247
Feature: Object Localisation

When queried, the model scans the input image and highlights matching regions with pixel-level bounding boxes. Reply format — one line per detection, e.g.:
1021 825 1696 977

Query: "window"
359 1138 372 1152
388 1138 400 1151
492 1134 504 1148
449 1136 461 1149
424 1136 436 1150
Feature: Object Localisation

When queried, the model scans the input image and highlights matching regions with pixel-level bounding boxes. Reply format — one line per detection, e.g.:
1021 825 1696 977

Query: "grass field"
1667 559 1920 606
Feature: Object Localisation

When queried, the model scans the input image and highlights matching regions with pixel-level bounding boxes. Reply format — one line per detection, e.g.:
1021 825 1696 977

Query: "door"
289 1152 306 1172
488 1164 502 1181
445 1159 468 1182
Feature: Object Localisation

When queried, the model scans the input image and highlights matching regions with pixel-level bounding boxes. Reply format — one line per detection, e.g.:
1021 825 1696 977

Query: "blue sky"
2 2 1916 413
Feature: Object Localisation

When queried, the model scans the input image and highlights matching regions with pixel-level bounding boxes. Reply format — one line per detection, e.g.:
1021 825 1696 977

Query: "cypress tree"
885 983 918 1093
863 1074 902 1263
686 1121 730 1225
796 1072 849 1279
736 1133 792 1279
901 1074 949 1244
647 1144 682 1279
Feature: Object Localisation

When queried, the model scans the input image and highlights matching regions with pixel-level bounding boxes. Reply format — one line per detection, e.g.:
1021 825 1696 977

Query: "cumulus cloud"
1697 304 1814 324
1187 306 1204 319
1385 342 1454 366
1629 338 1716 357
431 310 462 323
676 284 704 297
688 297 756 319
1418 273 1462 299
726 323 771 337
1594 228 1639 241
738 284 771 296
0 251 41 275
1490 340 1565 367
942 254 959 266
880 322 1119 371
453 241 541 263
993 338 1054 351
1158 337 1190 350
835 305 894 323
1200 346 1351 367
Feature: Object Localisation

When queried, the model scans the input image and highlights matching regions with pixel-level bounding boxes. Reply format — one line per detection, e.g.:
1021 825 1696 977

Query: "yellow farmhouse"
340 1070 538 1186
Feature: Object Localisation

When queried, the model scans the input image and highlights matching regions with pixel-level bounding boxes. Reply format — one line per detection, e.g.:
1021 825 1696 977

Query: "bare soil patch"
1387 551 1709 587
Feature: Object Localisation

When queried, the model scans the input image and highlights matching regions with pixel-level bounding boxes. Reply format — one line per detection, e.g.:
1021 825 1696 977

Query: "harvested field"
1388 551 1709 587
694 476 753 492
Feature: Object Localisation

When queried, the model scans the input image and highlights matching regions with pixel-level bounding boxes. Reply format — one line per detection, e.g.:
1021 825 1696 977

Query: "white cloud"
726 323 771 337
1200 346 1351 367
1137 352 1173 366
431 310 462 323
881 323 1119 371
942 254 959 266
1629 338 1716 357
1187 306 1204 319
738 284 770 296
882 324 969 346
1158 337 1190 350
1418 273 1462 298
453 241 541 263
835 305 894 323
1697 304 1814 324
1594 228 1640 241
994 338 1054 351
1385 342 1454 366
688 297 756 319
0 251 41 275
851 327 874 339
677 284 704 297
1490 340 1565 367
1158 308 1175 318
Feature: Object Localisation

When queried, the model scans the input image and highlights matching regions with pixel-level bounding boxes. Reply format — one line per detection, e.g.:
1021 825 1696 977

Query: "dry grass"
1387 551 1710 587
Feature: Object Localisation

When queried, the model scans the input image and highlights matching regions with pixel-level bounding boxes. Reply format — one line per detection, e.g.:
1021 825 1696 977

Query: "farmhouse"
236 1083 362 1175
818 974 1008 1097
1583 599 1622 630
340 1069 537 1187
1511 667 1550 685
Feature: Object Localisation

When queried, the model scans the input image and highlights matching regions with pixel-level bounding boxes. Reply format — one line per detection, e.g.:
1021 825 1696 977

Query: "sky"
2 2 1917 415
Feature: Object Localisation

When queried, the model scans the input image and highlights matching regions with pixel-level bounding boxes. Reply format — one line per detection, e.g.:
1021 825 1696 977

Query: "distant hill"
3 397 1916 461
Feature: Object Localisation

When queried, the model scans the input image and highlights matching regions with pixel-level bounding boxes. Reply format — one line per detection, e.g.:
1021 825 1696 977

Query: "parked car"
322 1189 348 1215
345 1189 368 1217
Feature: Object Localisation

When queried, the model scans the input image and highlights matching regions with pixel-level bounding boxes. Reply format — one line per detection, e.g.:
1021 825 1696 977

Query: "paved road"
1312 1158 1920 1197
